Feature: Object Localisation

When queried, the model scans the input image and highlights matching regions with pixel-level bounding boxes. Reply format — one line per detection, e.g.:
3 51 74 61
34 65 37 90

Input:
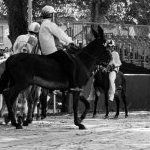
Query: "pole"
28 0 32 26
53 91 57 113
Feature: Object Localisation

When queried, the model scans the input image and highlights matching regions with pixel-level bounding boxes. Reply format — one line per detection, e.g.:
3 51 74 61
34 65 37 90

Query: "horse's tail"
0 69 10 93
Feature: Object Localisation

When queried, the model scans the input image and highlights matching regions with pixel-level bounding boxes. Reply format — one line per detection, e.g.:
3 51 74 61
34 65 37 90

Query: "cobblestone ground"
0 111 150 150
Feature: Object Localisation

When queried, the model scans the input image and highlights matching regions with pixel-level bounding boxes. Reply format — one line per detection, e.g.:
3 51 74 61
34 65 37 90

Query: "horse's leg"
104 93 109 119
16 92 28 125
93 93 98 118
34 100 41 120
79 95 90 121
32 86 42 120
121 90 128 118
72 91 86 130
23 98 34 126
23 86 36 126
3 86 22 129
0 95 6 117
31 86 41 120
114 96 120 118
39 88 48 119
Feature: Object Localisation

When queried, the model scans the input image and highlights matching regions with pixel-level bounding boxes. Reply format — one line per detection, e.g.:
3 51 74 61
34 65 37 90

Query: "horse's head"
89 25 112 65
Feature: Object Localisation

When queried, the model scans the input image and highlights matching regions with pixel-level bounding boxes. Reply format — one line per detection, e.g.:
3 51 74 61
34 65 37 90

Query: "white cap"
41 5 56 14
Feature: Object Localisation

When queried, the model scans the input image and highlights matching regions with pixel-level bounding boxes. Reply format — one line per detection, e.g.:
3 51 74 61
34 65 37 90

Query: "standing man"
107 40 122 102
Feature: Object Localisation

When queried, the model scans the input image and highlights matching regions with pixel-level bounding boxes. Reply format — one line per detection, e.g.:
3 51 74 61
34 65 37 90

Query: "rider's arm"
48 22 73 45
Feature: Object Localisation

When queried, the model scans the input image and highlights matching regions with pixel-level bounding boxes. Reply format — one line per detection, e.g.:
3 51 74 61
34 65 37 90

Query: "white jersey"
39 19 73 55
109 51 122 67
13 34 38 54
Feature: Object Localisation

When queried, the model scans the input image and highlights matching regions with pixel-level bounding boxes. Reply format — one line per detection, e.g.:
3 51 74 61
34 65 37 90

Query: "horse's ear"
97 25 104 37
98 25 106 43
91 25 98 38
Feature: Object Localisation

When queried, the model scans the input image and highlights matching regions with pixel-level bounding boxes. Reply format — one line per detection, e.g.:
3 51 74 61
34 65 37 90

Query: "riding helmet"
41 5 56 18
28 22 40 34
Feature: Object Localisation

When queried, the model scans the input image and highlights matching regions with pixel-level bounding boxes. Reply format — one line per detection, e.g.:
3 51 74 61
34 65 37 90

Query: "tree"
2 0 90 44
91 0 112 23
2 0 150 44
107 0 150 25
3 0 28 45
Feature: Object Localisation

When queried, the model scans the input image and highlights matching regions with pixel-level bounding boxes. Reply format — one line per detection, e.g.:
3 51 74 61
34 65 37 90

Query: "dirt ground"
0 111 150 150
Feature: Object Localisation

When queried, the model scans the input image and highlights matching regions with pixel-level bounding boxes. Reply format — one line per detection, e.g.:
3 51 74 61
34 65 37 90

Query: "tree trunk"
3 0 28 45
91 0 112 23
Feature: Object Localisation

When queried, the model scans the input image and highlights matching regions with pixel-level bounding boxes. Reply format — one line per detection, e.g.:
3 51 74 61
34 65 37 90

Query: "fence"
65 22 150 69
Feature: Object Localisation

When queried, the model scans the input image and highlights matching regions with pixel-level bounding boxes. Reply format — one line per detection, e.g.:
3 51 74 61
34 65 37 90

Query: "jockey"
39 5 77 88
107 39 122 101
39 5 73 55
38 5 78 119
13 22 40 54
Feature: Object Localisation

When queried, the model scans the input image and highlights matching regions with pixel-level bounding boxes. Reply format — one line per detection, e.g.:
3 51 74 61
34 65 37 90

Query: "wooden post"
53 91 57 113
28 0 32 26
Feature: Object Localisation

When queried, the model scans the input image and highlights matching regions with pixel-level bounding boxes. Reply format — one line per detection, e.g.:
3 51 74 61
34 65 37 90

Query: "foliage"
1 0 150 45
107 0 150 25
0 0 7 19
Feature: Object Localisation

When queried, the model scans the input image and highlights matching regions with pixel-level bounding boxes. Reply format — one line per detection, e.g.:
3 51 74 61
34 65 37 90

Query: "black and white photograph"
0 0 150 149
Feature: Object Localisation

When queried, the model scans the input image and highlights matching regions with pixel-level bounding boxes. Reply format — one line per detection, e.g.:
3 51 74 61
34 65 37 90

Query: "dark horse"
0 25 111 129
93 65 128 118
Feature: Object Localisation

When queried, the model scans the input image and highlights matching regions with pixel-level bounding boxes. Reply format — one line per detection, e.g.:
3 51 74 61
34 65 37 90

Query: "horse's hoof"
79 124 86 130
41 115 46 120
11 122 17 127
92 115 96 118
23 121 29 126
16 124 23 129
17 116 23 125
36 117 40 121
4 115 10 124
104 115 109 119
125 115 128 118
114 115 118 119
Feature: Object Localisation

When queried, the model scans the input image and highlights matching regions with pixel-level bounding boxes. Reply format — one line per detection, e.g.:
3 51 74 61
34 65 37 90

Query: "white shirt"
39 19 73 55
109 51 122 67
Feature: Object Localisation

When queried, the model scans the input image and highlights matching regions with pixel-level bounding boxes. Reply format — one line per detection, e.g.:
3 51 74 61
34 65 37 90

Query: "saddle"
47 50 90 88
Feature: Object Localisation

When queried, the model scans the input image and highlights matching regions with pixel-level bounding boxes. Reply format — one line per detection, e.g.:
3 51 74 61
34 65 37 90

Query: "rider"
13 22 41 54
107 39 122 102
39 5 78 88
39 5 78 118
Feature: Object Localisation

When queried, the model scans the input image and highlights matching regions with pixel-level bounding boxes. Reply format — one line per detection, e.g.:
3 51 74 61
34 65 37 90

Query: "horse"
0 34 41 123
92 65 128 118
0 25 111 129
